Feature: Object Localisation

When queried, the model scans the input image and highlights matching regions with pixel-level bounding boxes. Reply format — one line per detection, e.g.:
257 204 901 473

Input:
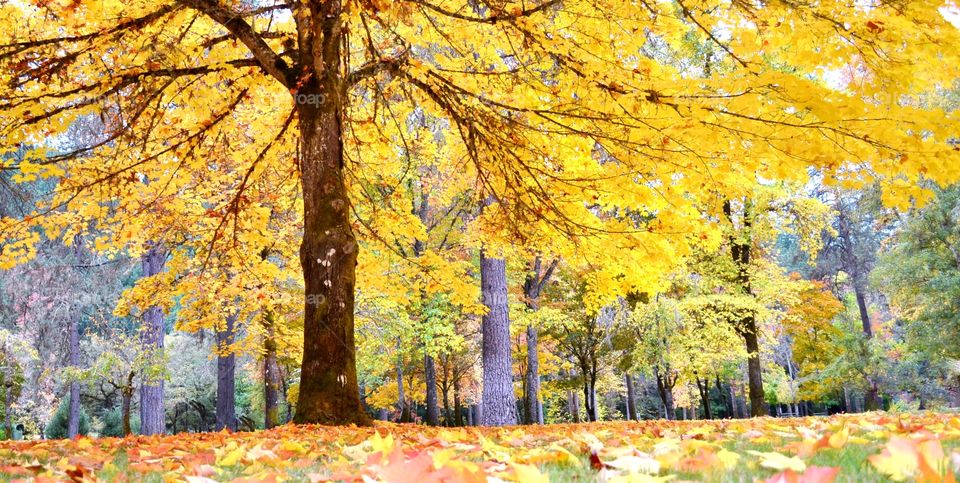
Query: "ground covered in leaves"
2 412 960 482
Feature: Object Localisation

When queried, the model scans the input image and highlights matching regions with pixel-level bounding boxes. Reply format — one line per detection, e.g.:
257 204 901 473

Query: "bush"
45 399 90 439
98 407 139 437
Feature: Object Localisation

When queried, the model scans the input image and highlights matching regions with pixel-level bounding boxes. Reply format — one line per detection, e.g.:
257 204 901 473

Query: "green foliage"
98 408 140 438
45 398 90 439
875 185 960 362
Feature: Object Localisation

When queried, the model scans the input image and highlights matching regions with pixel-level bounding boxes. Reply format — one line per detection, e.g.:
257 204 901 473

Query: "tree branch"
178 0 295 87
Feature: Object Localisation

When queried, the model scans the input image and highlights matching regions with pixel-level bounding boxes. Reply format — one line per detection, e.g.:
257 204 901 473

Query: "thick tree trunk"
139 246 166 435
263 312 281 429
480 253 517 426
625 374 636 421
216 313 237 431
425 354 439 426
293 60 369 425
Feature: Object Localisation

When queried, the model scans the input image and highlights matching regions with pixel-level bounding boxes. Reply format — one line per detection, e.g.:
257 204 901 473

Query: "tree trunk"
263 312 281 429
441 378 451 427
121 387 133 436
425 354 439 426
568 389 581 423
396 358 410 423
454 377 463 427
139 245 166 435
524 325 540 424
724 200 768 417
625 374 636 421
843 386 852 413
655 369 675 420
480 253 517 426
216 313 237 431
293 20 369 423
521 256 555 425
696 376 712 420
743 321 767 417
67 316 81 438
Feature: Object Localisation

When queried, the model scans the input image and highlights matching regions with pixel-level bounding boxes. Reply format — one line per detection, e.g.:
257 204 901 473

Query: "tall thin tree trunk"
293 9 369 424
263 311 281 429
696 376 712 419
625 374 636 421
521 256 555 424
454 377 463 427
425 354 439 426
67 233 83 438
67 316 80 438
216 313 237 431
396 357 410 422
139 245 166 435
725 200 768 417
524 325 540 424
480 252 517 426
743 322 767 417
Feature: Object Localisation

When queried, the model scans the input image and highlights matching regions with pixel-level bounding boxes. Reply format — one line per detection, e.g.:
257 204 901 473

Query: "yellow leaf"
828 428 849 449
747 450 806 472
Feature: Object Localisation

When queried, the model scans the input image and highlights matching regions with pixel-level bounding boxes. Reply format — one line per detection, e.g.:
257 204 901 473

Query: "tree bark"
67 234 84 439
521 257 555 425
625 374 637 421
67 315 81 438
724 200 768 417
121 387 133 436
263 311 281 429
139 245 166 435
696 376 712 419
524 325 540 424
743 323 767 417
396 357 411 423
568 389 581 423
655 368 675 420
453 376 463 427
480 253 518 426
425 354 440 426
293 32 369 423
216 313 237 431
